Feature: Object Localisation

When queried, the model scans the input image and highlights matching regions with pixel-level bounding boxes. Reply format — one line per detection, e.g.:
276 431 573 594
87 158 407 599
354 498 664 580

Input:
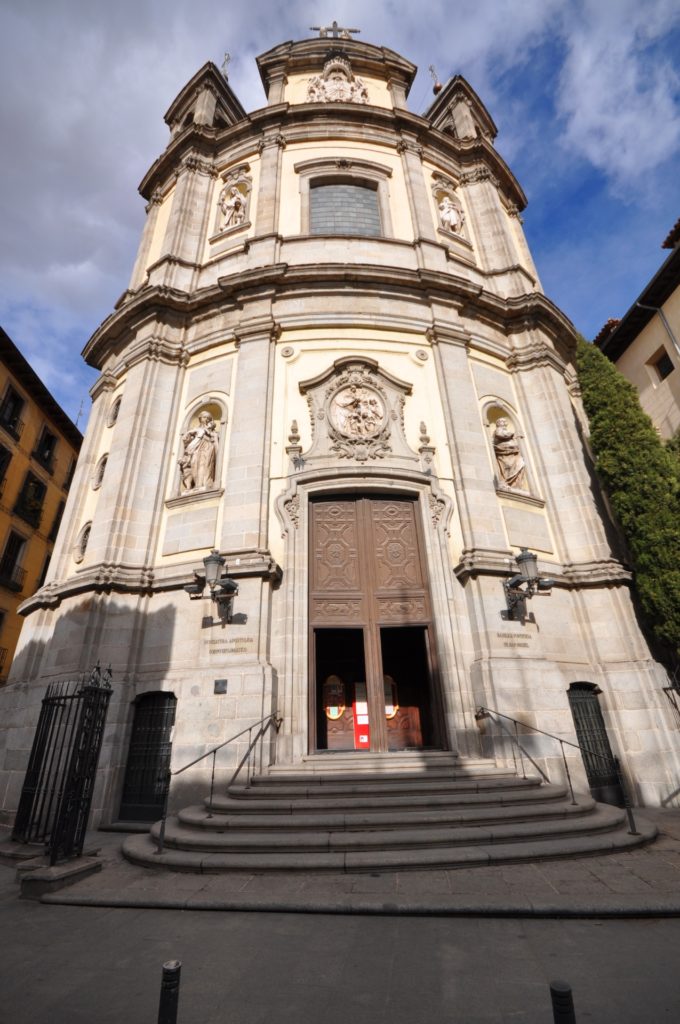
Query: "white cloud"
555 0 680 189
0 0 679 417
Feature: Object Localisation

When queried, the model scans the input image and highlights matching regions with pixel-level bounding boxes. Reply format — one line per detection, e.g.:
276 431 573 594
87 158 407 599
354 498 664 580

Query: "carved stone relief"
216 163 251 235
432 173 465 237
306 56 369 104
178 410 219 493
490 412 528 491
299 358 420 466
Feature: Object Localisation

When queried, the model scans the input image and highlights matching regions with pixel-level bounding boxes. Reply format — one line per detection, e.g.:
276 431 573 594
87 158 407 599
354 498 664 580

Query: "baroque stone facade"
0 34 678 829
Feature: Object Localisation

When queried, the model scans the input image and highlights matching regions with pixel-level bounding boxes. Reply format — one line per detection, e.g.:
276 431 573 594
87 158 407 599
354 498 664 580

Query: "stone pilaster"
219 318 277 553
46 373 117 580
88 345 185 569
459 169 516 274
157 156 216 286
128 190 164 292
430 326 509 557
509 346 615 565
397 137 437 243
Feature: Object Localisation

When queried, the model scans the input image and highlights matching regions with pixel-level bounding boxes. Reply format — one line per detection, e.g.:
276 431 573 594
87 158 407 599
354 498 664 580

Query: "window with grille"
0 531 26 591
14 472 47 528
33 426 58 472
309 182 382 237
0 444 11 492
0 386 25 439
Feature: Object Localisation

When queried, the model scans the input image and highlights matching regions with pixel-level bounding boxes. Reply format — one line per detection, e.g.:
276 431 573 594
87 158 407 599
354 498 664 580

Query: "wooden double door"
309 496 440 752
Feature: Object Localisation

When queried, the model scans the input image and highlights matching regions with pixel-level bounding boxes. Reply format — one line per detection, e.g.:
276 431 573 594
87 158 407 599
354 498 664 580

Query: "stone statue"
493 417 527 490
438 195 464 234
179 412 219 491
220 185 246 228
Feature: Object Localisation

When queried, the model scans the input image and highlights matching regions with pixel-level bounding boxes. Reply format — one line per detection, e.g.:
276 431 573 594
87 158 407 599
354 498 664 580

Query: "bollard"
550 980 576 1024
158 960 182 1024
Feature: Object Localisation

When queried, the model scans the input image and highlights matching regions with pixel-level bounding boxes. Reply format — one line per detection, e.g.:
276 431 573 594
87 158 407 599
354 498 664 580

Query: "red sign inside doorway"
352 683 371 750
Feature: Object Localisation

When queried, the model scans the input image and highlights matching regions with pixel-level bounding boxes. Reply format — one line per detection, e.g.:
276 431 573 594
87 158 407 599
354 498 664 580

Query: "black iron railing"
12 664 112 864
475 705 639 836
0 560 26 592
156 711 281 854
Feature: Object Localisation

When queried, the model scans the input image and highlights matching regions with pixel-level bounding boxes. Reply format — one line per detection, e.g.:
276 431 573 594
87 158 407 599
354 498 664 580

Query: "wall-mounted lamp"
503 547 555 620
184 549 239 622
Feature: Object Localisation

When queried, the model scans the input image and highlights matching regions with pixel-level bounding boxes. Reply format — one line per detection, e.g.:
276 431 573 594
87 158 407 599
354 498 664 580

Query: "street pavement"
2 810 680 1022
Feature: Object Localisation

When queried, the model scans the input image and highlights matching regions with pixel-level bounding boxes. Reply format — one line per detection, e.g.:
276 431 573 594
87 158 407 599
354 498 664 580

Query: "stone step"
224 774 542 803
178 792 593 832
208 781 562 816
123 810 655 874
265 752 496 776
152 803 622 855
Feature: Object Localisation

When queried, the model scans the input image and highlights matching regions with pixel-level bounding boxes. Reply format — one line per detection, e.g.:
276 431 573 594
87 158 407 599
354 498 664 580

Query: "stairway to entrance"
122 754 656 873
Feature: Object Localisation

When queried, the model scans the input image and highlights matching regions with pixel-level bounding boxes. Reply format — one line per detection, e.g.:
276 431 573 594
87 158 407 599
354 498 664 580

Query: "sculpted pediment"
297 357 419 466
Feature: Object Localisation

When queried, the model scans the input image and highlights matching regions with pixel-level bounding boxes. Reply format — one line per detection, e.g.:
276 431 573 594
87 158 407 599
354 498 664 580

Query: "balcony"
0 561 26 592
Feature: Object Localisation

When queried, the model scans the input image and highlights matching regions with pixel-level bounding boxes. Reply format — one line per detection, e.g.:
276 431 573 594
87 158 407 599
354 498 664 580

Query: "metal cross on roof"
310 20 360 39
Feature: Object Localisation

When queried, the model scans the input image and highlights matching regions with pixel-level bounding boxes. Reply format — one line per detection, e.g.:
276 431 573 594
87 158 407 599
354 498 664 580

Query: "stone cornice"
83 262 578 371
19 552 283 614
453 550 632 588
139 96 526 210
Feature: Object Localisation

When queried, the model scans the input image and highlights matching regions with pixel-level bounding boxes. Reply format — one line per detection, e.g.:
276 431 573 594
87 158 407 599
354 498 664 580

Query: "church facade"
1 33 678 828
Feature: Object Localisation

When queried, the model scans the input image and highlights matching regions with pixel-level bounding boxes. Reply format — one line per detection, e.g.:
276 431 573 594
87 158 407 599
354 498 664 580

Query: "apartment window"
33 426 58 472
0 444 11 494
0 531 27 592
0 385 25 440
651 348 675 382
14 472 47 528
310 182 382 237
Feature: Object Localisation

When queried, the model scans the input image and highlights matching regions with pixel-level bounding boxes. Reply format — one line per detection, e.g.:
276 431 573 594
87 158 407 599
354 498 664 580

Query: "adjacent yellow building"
596 219 680 439
0 328 82 681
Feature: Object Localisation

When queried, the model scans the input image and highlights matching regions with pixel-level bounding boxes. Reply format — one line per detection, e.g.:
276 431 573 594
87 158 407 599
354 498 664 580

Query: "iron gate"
12 664 112 863
567 682 624 807
119 691 176 822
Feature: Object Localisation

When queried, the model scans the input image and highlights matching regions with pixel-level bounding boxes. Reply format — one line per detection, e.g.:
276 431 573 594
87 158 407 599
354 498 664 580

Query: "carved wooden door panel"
310 496 434 753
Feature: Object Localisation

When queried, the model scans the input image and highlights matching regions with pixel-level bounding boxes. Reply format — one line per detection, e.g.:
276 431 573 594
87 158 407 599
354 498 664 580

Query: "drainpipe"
636 301 680 359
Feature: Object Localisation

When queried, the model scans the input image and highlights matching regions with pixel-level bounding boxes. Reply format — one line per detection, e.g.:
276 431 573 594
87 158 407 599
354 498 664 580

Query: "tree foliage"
576 337 680 658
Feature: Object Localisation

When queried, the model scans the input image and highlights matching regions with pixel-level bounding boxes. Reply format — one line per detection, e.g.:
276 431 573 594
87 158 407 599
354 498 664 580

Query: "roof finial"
221 52 231 80
310 21 360 39
429 64 443 95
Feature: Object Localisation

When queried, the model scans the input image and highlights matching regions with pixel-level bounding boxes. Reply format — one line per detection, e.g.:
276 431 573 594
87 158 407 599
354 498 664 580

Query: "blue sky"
1 0 679 426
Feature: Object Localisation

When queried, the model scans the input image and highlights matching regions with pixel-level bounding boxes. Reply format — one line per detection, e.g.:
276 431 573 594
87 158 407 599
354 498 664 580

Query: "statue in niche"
438 195 465 234
330 385 385 438
493 417 527 490
179 411 219 492
219 184 246 228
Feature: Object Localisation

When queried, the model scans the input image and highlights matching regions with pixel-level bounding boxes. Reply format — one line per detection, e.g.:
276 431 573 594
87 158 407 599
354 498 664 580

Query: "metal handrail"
156 711 281 854
476 705 639 836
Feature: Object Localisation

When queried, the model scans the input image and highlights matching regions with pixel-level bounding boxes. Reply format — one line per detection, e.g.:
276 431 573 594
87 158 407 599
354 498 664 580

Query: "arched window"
73 522 91 564
107 395 122 427
92 454 108 490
